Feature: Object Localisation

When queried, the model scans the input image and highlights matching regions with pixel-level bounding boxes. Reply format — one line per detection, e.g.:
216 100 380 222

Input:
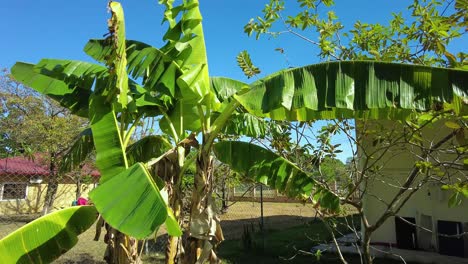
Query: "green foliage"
442 181 468 207
10 1 184 248
106 2 130 108
126 135 172 165
0 206 97 264
246 0 467 67
236 50 261 78
88 95 127 183
7 2 468 262
0 69 86 157
319 157 346 182
234 61 468 122
89 163 171 239
59 128 94 173
213 141 340 211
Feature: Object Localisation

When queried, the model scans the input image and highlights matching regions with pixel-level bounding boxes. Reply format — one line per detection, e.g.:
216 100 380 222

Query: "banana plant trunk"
166 187 183 264
184 150 224 263
103 227 141 264
164 148 185 264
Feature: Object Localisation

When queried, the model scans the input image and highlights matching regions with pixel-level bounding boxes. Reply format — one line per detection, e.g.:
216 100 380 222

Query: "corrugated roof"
0 156 100 177
0 156 49 176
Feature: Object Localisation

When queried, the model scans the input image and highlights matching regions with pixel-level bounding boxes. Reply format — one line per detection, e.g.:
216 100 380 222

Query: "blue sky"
1 1 465 161
2 0 449 80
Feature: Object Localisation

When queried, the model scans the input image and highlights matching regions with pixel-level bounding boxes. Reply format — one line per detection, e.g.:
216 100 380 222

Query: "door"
437 220 465 257
395 217 418 250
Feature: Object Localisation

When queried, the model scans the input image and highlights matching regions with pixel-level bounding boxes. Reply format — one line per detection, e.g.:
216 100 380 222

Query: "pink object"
77 197 88 206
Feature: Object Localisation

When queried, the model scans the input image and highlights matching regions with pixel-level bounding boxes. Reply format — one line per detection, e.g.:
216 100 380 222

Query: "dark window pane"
2 183 27 200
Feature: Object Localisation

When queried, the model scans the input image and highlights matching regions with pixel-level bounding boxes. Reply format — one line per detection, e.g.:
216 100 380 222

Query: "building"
360 119 468 259
0 155 98 215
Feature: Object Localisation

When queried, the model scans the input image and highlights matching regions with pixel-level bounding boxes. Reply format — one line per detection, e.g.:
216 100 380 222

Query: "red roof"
0 156 49 176
0 156 100 177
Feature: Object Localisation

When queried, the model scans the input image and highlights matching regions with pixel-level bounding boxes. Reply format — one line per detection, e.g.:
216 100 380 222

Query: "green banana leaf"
85 0 212 106
235 61 468 121
0 206 97 264
106 2 129 108
213 141 340 211
35 59 108 84
165 207 183 237
85 39 182 99
159 100 203 140
161 0 212 105
60 128 94 173
126 135 172 165
210 76 248 102
216 112 272 138
89 163 179 239
10 62 93 117
89 95 127 183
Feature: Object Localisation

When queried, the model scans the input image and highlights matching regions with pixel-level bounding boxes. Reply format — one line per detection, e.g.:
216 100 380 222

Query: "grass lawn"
217 215 414 264
0 203 412 263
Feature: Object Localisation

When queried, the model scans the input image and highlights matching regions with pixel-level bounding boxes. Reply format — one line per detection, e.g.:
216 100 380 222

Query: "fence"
216 183 317 240
0 164 318 263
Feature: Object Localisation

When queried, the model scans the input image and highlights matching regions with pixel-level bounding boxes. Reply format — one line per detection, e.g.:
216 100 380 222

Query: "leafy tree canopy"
0 69 86 159
245 0 467 67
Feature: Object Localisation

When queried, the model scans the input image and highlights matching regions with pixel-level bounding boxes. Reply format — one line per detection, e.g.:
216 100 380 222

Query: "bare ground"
0 202 321 263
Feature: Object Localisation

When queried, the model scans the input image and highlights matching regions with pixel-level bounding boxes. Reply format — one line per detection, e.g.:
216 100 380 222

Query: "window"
1 183 28 200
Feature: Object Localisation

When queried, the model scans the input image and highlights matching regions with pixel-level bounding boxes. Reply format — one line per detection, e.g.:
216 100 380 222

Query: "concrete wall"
358 119 467 252
0 183 95 215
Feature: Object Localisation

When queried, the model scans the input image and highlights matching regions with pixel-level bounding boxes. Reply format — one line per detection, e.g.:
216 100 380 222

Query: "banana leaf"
213 141 340 211
89 162 177 239
60 128 94 173
106 2 129 107
85 39 182 99
89 95 127 183
159 100 203 140
235 61 468 121
10 62 95 117
0 206 97 264
215 112 272 138
161 0 212 105
210 76 248 102
126 135 172 165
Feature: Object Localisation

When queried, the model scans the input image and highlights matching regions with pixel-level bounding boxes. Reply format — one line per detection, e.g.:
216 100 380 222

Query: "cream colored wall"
359 119 467 249
0 183 95 215
365 170 468 247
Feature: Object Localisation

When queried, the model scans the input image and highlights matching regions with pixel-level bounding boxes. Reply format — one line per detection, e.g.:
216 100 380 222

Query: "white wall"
358 119 468 250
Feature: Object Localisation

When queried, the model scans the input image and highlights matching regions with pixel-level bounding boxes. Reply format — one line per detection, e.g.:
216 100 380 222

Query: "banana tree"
7 1 275 262
217 61 468 264
5 0 468 264
10 2 184 263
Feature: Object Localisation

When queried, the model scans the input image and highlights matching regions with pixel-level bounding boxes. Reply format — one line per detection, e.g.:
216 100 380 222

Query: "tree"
0 69 87 215
1 1 467 264
244 0 467 67
243 1 468 263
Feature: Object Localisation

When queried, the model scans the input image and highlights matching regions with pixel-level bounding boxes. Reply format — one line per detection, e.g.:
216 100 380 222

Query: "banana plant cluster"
0 0 467 263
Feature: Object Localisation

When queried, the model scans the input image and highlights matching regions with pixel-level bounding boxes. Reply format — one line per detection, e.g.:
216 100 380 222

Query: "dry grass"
220 201 318 239
54 223 107 264
0 202 329 263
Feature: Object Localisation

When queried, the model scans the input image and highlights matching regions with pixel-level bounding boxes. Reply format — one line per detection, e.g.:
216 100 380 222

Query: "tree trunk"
42 155 58 215
220 168 228 213
184 152 223 264
75 172 82 200
103 226 141 264
361 230 373 264
166 175 183 264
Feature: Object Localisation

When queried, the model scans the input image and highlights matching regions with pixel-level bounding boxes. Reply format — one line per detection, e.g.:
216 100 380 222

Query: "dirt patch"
219 202 317 239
